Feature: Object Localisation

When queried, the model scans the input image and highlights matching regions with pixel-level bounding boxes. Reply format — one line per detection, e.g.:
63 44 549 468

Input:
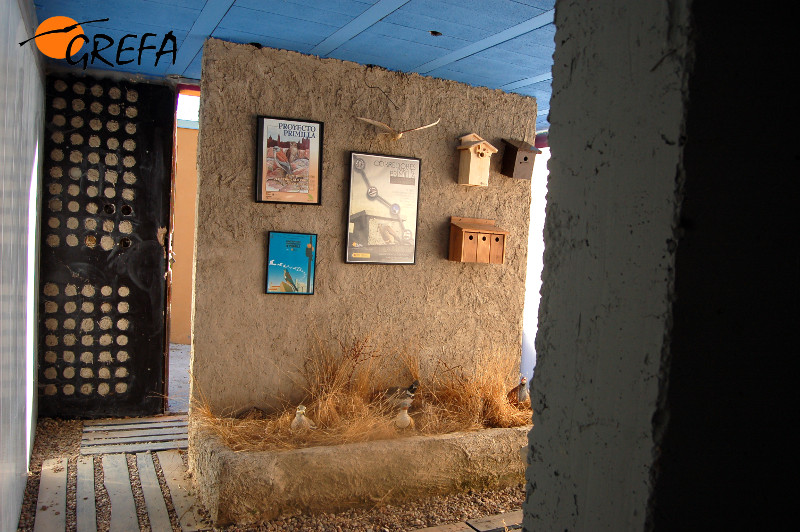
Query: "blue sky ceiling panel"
183 50 204 81
495 28 555 58
466 46 552 73
366 20 471 52
32 0 555 130
441 56 543 87
218 6 339 46
232 0 359 28
273 0 379 17
33 0 200 32
382 8 495 42
333 31 450 71
407 0 544 34
504 0 554 8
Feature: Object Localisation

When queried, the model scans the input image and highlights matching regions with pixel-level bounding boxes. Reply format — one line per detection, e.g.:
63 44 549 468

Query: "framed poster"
346 152 421 264
256 116 323 204
265 232 317 294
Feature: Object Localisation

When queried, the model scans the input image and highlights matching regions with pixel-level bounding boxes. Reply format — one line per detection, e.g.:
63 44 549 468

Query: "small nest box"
449 217 509 264
456 133 497 187
500 138 541 180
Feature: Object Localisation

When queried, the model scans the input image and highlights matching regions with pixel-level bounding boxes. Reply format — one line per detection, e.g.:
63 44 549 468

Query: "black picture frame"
345 152 421 264
256 116 323 205
265 231 317 294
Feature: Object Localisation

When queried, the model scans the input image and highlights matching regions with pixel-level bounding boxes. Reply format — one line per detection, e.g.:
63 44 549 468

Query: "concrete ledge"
188 421 530 526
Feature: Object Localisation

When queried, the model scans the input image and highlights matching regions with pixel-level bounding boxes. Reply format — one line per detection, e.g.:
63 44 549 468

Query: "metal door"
38 74 174 418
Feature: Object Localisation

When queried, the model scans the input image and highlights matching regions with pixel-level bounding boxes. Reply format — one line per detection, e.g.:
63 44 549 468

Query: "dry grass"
192 336 531 452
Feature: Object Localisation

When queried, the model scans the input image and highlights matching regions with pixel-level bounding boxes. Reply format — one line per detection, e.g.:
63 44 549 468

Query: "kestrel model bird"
356 117 440 141
284 269 298 292
290 405 316 431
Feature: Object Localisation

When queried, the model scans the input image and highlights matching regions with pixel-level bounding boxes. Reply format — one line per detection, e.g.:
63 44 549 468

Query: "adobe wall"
192 40 536 412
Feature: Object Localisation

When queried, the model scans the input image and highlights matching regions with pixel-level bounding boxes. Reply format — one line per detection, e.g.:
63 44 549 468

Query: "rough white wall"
524 0 691 529
0 0 44 529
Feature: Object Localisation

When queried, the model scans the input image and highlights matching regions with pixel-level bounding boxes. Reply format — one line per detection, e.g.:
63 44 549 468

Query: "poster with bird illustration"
346 152 421 264
265 231 317 294
256 116 323 204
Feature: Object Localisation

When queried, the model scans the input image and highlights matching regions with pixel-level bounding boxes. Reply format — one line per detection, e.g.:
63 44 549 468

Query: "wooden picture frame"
256 116 323 204
265 231 317 294
345 152 421 264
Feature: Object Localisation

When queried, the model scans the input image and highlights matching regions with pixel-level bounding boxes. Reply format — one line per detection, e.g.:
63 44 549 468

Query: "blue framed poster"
265 231 317 294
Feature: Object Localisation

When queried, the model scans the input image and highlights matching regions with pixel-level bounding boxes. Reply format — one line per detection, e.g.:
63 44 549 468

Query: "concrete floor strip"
136 452 173 531
76 456 97 532
157 450 209 531
34 457 67 532
102 454 139 531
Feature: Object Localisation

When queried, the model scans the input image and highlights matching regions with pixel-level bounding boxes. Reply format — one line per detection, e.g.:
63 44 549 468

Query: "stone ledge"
188 421 531 526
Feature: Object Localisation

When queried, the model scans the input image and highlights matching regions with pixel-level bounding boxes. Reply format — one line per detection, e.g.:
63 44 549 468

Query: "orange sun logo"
33 16 85 59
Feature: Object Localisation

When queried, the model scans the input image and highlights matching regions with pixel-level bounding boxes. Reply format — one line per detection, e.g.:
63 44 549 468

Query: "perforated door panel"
38 75 174 418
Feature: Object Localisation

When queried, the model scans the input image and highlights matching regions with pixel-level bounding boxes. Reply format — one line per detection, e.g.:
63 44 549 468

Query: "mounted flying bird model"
356 117 440 141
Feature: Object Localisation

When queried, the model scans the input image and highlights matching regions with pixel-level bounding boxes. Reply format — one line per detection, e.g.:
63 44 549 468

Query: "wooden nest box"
501 138 541 180
449 217 509 264
456 133 498 186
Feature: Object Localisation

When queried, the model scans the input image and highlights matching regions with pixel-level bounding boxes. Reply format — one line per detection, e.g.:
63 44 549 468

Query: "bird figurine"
356 117 440 141
290 405 316 431
383 379 419 407
283 269 298 292
507 375 529 407
394 397 414 429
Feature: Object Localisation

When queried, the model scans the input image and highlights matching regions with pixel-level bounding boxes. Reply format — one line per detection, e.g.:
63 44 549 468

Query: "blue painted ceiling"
32 0 554 131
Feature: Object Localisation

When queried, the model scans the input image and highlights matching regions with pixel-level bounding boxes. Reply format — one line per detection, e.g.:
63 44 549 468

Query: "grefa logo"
20 16 176 70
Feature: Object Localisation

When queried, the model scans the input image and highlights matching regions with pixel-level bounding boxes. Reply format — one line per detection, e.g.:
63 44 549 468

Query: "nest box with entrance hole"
500 138 541 180
456 133 497 187
449 217 509 264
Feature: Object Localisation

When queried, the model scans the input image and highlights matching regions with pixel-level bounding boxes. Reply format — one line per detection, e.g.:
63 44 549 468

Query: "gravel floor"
17 417 525 531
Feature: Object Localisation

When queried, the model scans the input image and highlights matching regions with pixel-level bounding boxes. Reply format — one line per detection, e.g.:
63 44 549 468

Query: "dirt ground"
17 417 525 531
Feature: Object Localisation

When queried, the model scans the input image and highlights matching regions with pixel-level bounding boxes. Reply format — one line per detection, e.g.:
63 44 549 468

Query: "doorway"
165 87 200 413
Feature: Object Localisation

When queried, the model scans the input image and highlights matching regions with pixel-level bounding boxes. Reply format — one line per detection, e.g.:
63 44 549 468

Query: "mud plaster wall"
193 40 535 412
523 0 691 530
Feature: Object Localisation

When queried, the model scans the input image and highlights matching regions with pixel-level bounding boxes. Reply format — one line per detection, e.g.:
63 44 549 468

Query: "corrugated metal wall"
0 0 44 529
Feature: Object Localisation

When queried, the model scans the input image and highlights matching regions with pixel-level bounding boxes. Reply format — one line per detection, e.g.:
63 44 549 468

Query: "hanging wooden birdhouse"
456 133 497 186
501 138 541 180
449 217 509 264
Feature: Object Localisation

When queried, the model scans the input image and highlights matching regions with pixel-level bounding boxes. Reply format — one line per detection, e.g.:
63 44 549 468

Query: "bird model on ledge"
507 376 529 407
382 379 420 407
394 397 414 429
356 117 440 141
290 405 316 431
